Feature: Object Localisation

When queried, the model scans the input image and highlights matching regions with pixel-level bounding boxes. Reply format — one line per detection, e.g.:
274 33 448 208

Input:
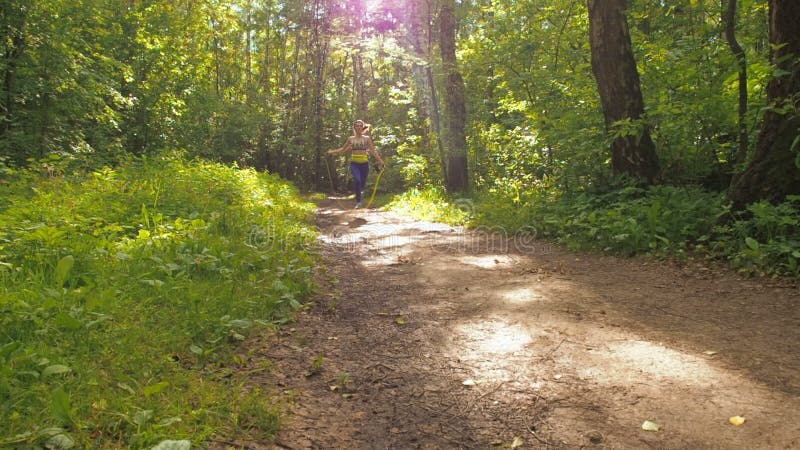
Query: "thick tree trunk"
439 0 468 192
729 0 800 208
723 0 749 165
587 0 660 183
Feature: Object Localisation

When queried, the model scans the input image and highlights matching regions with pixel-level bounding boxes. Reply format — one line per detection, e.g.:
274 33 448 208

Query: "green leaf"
143 381 170 398
133 409 154 427
154 417 183 428
55 255 75 287
227 319 251 328
46 433 75 449
745 237 760 250
0 341 21 359
54 312 82 330
50 388 72 424
117 382 136 395
42 365 73 377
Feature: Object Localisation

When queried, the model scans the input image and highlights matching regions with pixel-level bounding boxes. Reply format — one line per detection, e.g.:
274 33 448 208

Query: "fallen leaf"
395 317 405 325
641 420 661 432
462 378 476 386
704 350 718 356
511 436 524 448
729 416 746 426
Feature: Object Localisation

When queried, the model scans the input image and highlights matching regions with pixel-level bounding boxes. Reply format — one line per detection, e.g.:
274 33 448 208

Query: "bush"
0 155 316 448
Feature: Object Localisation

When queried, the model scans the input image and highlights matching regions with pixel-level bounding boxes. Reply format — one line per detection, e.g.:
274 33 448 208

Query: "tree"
729 0 800 208
723 0 749 165
439 0 469 192
587 0 660 182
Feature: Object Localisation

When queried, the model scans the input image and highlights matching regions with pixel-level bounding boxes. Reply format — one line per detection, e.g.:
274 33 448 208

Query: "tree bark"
310 0 329 191
587 0 660 183
729 0 800 208
1 10 25 143
439 0 468 192
723 0 749 165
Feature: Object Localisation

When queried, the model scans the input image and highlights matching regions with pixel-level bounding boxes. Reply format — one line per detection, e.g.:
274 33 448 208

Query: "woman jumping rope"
327 119 386 209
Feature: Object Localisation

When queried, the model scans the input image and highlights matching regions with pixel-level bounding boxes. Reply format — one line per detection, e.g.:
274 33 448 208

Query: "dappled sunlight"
458 254 515 269
319 210 465 254
455 320 534 355
500 286 544 305
580 339 717 385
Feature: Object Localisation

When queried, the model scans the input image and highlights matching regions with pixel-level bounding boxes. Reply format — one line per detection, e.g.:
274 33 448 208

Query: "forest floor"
223 197 800 449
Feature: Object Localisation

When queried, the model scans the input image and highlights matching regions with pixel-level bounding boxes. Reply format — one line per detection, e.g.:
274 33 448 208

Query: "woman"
327 120 386 209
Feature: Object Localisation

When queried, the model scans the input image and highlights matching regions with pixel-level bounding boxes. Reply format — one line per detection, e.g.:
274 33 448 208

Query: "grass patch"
385 188 471 225
0 155 316 448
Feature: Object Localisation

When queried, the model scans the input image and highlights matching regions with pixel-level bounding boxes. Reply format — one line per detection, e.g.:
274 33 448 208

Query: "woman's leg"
350 162 370 203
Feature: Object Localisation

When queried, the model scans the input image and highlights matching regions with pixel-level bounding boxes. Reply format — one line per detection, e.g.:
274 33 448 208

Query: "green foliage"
391 181 800 278
0 155 315 448
385 188 471 226
712 196 800 276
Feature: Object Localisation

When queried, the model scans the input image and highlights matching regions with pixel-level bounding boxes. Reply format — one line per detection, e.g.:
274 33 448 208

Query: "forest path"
248 198 799 449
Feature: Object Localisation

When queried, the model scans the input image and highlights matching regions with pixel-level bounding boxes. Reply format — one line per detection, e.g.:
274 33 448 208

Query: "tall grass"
0 155 316 448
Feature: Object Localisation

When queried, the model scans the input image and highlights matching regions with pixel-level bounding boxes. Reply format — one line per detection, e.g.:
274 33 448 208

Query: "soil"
224 197 800 449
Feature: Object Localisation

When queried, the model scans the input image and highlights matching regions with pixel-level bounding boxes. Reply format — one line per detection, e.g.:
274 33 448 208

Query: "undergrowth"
387 185 800 278
0 155 316 448
384 188 471 225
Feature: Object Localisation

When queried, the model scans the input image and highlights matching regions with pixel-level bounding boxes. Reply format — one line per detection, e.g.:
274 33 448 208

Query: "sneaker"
354 202 362 209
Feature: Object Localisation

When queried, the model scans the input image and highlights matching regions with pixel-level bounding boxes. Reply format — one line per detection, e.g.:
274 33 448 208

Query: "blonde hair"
353 120 371 134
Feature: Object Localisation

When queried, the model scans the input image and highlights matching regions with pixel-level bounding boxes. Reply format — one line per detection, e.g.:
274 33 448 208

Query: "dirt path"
241 198 800 449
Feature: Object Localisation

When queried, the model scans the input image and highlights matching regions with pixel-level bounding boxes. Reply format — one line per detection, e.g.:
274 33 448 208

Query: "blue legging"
350 162 369 202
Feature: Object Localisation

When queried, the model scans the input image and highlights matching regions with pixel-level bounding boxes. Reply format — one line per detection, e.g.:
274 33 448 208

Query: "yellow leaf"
395 317 405 325
511 436 524 448
729 416 746 426
642 420 661 432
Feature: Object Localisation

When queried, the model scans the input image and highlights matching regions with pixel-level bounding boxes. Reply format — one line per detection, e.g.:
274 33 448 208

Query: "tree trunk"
427 66 448 183
723 0 749 165
729 0 800 208
353 52 368 118
439 0 468 192
260 0 273 96
2 8 26 143
245 1 253 96
587 0 660 183
311 0 329 192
